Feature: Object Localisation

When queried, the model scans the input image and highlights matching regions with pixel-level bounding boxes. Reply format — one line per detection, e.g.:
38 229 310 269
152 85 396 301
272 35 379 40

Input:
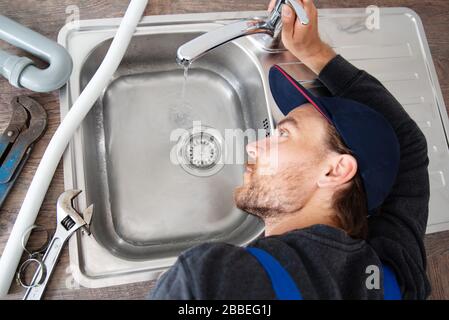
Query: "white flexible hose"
0 0 148 296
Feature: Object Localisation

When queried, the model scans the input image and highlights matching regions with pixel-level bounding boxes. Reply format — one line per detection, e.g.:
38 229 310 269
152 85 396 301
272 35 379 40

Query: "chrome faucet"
176 0 309 67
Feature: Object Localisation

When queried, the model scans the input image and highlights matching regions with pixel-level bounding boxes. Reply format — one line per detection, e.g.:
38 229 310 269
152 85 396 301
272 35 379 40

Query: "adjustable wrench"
22 190 93 300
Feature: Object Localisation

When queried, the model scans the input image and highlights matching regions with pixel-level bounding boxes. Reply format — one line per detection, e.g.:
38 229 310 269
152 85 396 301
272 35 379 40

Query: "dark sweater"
148 55 431 300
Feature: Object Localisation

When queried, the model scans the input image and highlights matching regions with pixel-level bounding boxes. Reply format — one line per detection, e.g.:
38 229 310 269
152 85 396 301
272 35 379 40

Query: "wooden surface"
0 0 448 300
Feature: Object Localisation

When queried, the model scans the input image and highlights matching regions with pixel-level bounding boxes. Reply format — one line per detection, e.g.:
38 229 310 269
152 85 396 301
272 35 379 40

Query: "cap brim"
269 65 332 122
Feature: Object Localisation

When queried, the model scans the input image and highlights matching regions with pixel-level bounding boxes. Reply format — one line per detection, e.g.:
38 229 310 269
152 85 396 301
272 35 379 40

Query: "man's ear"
317 154 358 188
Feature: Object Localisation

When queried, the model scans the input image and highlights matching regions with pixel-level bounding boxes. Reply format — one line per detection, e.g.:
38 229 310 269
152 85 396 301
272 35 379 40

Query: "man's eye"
276 128 289 138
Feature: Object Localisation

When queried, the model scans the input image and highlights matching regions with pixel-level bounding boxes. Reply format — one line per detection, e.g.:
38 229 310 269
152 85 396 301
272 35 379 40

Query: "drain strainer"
177 126 224 177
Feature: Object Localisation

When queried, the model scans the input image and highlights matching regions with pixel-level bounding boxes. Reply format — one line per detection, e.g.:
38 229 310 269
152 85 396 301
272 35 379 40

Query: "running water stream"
180 64 190 108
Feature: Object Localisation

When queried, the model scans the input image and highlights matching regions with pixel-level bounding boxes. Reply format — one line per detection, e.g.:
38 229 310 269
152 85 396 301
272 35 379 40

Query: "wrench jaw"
56 190 93 235
16 96 47 140
81 204 94 236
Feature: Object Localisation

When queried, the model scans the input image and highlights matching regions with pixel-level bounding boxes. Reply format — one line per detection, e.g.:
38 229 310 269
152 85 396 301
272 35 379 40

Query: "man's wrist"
294 42 337 75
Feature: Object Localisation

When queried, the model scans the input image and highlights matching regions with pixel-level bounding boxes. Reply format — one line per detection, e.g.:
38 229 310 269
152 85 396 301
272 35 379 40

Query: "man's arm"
278 0 430 298
318 54 431 299
147 255 195 299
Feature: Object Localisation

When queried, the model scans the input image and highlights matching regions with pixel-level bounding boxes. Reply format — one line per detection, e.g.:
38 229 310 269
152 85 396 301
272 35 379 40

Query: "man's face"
234 103 332 219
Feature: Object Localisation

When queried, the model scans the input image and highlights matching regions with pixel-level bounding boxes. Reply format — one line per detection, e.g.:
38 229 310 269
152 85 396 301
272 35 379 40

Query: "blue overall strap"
246 246 402 300
245 247 303 300
382 264 402 300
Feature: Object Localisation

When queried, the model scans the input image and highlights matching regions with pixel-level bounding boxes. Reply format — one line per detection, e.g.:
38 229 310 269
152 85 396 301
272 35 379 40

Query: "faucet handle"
286 0 309 25
268 0 309 30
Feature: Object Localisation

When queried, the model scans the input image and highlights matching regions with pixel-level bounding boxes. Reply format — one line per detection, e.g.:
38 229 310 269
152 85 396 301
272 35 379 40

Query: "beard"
234 162 316 220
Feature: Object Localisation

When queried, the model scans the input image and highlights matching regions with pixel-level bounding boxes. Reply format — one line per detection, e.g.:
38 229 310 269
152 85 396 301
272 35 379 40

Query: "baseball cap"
269 64 400 211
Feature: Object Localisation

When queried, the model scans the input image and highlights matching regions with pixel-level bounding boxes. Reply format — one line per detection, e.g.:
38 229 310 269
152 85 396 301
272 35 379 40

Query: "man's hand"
268 0 336 75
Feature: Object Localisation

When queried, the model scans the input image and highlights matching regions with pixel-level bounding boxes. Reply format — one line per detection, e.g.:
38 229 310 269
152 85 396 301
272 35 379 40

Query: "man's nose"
246 140 258 160
246 138 268 160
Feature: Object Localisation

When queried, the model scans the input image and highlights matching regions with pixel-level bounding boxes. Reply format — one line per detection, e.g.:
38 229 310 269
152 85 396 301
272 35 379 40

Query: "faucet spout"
176 18 272 66
176 0 309 67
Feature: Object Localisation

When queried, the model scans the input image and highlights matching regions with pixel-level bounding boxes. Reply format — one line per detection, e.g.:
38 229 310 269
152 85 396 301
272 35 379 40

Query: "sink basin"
78 33 271 261
59 12 273 287
59 8 449 288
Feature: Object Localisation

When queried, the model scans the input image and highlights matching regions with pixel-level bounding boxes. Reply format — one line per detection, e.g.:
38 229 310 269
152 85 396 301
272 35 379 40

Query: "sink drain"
177 126 224 177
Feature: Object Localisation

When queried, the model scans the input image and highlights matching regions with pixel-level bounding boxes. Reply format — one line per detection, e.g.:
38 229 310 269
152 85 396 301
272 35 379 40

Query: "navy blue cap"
269 65 400 211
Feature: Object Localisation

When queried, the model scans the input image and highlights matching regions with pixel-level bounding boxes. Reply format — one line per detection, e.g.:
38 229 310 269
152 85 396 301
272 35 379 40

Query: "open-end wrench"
22 190 93 300
0 96 47 207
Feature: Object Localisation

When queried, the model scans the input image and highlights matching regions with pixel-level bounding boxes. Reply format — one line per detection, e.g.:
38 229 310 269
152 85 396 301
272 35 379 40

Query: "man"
149 0 430 299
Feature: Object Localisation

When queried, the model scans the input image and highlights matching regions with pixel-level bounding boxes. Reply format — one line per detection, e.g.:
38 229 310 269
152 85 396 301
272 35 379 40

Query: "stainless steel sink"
59 8 449 288
59 12 274 288
78 35 272 261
